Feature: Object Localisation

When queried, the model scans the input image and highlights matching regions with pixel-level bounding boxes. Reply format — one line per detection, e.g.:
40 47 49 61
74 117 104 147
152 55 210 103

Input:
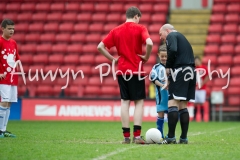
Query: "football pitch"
1 121 240 160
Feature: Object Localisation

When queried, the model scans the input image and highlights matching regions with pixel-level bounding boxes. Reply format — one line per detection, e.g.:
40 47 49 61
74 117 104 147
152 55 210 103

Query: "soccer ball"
145 128 162 144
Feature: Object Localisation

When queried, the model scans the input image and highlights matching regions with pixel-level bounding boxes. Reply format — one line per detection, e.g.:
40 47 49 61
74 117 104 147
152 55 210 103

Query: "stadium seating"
1 0 170 98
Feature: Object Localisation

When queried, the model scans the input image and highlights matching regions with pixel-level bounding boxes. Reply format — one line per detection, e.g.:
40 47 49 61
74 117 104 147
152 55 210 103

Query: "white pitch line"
92 146 140 160
188 127 237 136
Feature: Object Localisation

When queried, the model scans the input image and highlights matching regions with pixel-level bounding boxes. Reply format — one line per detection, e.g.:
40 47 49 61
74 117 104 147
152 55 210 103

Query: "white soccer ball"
145 128 162 144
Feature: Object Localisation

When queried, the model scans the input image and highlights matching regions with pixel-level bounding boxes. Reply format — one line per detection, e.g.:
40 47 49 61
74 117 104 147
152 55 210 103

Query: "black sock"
122 127 130 138
194 106 197 120
200 106 204 120
179 108 189 139
133 125 141 137
167 106 178 138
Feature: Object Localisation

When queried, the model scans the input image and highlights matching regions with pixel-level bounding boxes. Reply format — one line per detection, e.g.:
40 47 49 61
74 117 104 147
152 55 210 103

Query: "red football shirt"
102 22 150 75
195 65 208 90
0 37 20 86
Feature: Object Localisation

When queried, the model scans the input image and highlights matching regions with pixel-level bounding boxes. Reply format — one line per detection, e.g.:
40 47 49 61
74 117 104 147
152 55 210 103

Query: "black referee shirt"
165 31 195 69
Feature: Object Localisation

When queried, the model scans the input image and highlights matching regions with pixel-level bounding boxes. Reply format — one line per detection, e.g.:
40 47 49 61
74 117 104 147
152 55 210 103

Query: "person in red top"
194 56 209 121
0 19 20 138
97 7 153 144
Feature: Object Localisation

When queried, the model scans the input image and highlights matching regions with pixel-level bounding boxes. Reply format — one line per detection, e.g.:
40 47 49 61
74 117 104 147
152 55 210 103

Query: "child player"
150 44 168 139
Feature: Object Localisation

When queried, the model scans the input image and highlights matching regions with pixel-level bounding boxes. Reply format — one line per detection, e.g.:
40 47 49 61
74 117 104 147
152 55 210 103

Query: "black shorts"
117 75 146 100
168 66 196 102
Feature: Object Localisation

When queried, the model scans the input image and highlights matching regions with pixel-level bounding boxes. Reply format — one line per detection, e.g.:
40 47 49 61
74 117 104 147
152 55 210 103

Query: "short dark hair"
158 44 167 52
126 7 141 19
194 56 201 61
1 19 14 28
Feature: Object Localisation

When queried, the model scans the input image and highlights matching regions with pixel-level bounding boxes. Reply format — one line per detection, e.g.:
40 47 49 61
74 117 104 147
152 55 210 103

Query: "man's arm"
138 38 153 63
97 42 118 62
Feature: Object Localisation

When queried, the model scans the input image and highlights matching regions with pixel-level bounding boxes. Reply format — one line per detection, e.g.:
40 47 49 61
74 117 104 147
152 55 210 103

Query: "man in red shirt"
0 19 20 138
194 56 209 121
97 7 153 144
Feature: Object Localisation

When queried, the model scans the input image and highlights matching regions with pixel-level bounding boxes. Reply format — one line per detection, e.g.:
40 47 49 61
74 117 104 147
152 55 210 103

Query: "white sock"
3 108 10 131
0 106 7 131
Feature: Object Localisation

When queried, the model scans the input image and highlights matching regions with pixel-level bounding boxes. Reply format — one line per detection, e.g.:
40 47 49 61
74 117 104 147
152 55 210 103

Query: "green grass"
1 121 240 160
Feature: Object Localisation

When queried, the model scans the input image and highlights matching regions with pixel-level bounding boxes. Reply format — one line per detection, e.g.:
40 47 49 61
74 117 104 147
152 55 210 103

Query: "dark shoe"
179 138 188 144
133 136 146 144
3 131 16 138
0 130 4 138
122 138 131 144
158 136 177 144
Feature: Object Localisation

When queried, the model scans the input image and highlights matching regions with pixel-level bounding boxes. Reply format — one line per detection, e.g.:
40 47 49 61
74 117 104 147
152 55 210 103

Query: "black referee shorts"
168 66 196 102
117 75 146 100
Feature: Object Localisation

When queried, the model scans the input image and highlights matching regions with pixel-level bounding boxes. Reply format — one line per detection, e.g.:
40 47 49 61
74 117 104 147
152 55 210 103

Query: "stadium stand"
1 0 170 98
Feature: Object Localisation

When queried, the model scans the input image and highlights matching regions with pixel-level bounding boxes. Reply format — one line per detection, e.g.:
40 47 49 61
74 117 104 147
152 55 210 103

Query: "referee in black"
159 24 196 144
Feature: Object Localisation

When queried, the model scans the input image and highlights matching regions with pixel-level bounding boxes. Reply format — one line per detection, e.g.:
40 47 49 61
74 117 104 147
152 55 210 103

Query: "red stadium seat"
219 45 235 55
236 35 240 43
21 44 37 53
32 54 48 64
94 55 110 64
67 44 82 53
212 4 227 13
29 65 45 74
44 23 59 33
76 65 92 75
81 3 94 12
228 96 240 106
52 44 67 53
65 3 80 12
62 13 77 22
74 23 89 32
124 3 139 11
229 77 240 86
15 23 29 32
32 12 47 22
235 45 240 54
89 23 104 32
151 35 161 44
202 56 217 66
91 65 110 75
101 86 119 96
223 24 238 33
36 85 53 97
88 76 102 86
153 4 168 13
44 65 60 74
72 76 88 86
84 86 101 96
55 33 71 43
204 45 219 55
35 3 50 12
70 34 86 43
52 85 63 97
65 85 84 97
227 87 240 95
151 14 166 23
86 34 101 43
20 3 35 12
148 55 157 65
92 13 106 22
36 44 52 53
50 3 65 11
60 65 76 73
95 3 109 12
225 14 239 23
221 34 236 44
63 55 79 64
102 76 118 86
79 55 95 64
59 23 74 32
139 4 153 12
6 3 21 12
206 34 221 44
2 13 18 22
48 54 64 64
217 55 232 65
106 14 121 22
109 4 124 12
47 13 63 22
82 44 98 53
149 24 163 33
25 33 40 43
210 14 224 23
140 14 151 23
40 33 55 43
233 55 240 65
20 54 33 65
103 23 118 32
28 23 44 32
227 4 240 13
231 66 240 76
13 33 25 43
208 24 223 34
212 77 229 87
17 13 32 22
77 13 92 22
